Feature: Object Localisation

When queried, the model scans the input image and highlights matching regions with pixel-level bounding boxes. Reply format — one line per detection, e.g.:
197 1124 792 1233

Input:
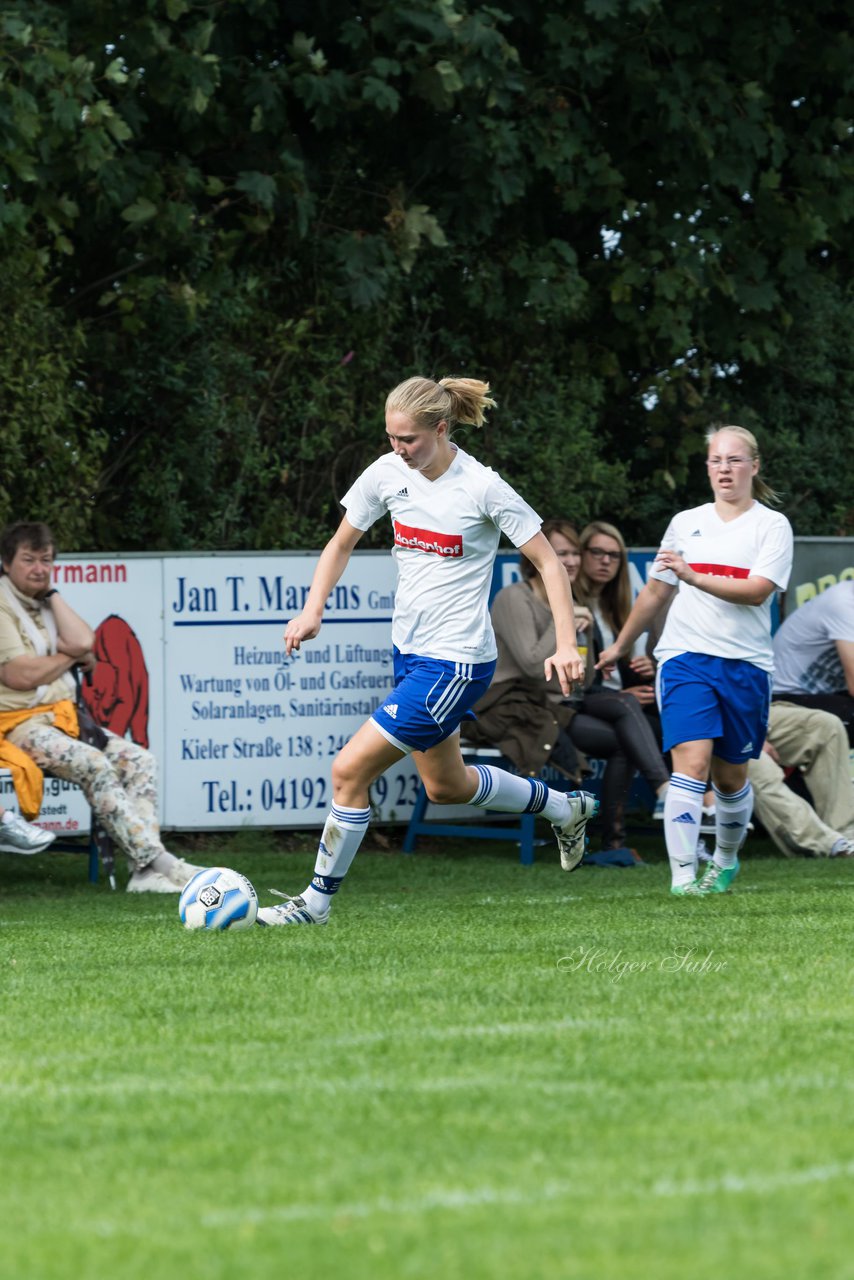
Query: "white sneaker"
830 837 854 857
257 892 329 926
126 867 182 893
0 812 56 855
163 856 205 888
126 858 204 894
552 791 600 872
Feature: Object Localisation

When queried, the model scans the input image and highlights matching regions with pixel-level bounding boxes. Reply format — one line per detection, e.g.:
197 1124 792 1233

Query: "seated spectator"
462 519 592 780
0 805 55 854
749 702 854 857
574 520 659 712
570 521 670 843
772 581 854 744
465 518 670 853
0 521 202 892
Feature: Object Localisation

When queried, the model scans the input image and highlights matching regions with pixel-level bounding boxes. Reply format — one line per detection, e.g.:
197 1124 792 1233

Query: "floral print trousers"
8 720 167 869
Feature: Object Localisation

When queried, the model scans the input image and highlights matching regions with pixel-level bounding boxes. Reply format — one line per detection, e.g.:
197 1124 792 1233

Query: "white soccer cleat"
256 891 329 926
0 812 56 855
552 791 600 872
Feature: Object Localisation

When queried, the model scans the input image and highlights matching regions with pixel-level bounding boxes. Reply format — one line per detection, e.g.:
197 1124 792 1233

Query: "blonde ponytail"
386 375 496 431
437 377 497 427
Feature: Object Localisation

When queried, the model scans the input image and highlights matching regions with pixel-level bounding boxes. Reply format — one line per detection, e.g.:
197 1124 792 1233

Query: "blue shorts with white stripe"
371 648 496 754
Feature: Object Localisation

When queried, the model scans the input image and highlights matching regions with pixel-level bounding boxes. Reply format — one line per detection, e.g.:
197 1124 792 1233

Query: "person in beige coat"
749 702 854 857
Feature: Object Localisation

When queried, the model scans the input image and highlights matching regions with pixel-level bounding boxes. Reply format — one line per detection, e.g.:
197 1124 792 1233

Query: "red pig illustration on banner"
82 614 150 747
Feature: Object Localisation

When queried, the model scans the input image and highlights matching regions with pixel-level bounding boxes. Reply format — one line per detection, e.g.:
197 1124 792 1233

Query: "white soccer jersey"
342 445 541 663
773 581 854 694
650 501 793 672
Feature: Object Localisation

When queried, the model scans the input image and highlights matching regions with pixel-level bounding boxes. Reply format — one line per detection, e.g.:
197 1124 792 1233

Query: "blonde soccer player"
257 375 598 925
597 426 792 897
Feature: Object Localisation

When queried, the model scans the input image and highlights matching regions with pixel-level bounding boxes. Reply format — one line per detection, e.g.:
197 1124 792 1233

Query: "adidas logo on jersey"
673 811 697 824
395 487 409 497
740 741 753 753
691 529 702 536
385 703 398 719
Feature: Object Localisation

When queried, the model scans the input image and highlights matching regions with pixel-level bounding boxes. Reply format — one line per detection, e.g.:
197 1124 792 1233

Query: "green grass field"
1 828 852 1280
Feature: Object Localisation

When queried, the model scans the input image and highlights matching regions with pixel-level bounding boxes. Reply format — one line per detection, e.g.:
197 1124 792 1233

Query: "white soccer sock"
712 782 752 869
468 764 569 823
664 773 706 887
302 803 371 916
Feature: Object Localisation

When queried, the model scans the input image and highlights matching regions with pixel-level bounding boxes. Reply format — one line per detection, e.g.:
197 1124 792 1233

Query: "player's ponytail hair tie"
386 375 497 432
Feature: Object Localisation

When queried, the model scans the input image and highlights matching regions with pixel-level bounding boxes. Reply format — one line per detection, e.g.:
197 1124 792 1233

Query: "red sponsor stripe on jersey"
393 520 463 557
688 562 750 579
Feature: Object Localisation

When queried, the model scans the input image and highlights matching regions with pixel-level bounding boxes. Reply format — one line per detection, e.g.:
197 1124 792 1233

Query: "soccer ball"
179 866 258 931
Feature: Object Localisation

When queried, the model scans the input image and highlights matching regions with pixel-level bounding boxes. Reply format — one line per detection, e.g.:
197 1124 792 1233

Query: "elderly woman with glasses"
597 426 793 897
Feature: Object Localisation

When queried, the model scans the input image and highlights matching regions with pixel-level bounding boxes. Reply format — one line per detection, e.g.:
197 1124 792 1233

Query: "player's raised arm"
284 516 365 654
653 547 778 606
596 577 675 674
518 530 583 694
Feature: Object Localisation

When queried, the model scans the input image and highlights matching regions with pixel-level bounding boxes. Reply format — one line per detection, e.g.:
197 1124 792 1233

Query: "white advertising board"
29 538 840 833
41 550 443 830
14 546 713 833
160 553 423 829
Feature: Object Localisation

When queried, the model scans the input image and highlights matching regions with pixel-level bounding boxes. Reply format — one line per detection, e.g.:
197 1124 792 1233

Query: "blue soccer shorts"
656 652 772 763
372 650 496 754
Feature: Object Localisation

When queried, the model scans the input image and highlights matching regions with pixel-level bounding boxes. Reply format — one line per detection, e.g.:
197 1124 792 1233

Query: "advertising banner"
160 553 419 829
16 537 846 832
785 538 854 614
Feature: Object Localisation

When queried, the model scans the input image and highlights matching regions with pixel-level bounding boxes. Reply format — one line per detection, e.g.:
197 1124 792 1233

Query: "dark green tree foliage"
0 0 851 549
722 278 854 536
0 250 104 546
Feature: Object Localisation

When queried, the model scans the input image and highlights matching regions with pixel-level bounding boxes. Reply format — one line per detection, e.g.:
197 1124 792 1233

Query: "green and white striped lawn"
1 833 851 1280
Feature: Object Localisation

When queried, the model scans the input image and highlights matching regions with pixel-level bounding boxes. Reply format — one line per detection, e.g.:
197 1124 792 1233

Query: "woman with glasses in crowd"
462 519 594 783
568 521 671 852
597 427 793 896
575 521 659 707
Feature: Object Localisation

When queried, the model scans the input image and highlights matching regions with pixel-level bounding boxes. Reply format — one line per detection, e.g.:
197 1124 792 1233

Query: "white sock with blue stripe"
468 765 568 823
712 781 752 869
302 803 371 916
664 773 706 887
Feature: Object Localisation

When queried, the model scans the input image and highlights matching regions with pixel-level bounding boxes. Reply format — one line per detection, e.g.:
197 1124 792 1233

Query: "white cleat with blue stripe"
553 791 600 871
256 891 329 926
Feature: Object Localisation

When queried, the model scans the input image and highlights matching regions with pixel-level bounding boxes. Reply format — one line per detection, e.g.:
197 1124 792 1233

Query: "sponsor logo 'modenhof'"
393 520 463 558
